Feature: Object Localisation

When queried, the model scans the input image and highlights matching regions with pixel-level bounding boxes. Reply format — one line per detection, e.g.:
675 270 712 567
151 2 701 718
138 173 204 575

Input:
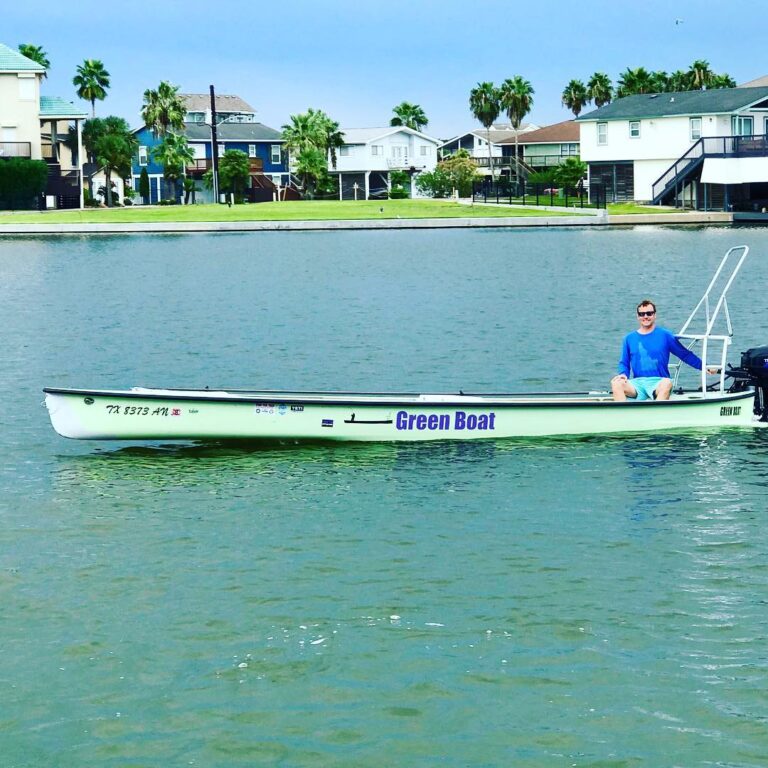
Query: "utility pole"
210 85 220 203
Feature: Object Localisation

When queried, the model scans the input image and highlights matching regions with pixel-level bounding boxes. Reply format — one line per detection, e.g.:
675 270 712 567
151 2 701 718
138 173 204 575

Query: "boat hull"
43 387 759 441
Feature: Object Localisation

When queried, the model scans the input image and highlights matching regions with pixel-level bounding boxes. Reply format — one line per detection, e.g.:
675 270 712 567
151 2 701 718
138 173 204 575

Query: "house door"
391 145 408 166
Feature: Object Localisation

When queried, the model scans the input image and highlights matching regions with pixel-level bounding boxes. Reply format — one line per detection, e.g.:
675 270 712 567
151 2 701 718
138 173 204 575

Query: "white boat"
43 246 768 442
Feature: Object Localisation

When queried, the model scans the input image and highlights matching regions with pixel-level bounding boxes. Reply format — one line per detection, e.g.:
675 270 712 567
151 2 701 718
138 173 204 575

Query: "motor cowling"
736 346 768 420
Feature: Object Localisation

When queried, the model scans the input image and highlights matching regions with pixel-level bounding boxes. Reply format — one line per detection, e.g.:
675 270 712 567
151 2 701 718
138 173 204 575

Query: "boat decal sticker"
322 419 334 428
105 404 172 417
395 410 496 432
344 413 393 425
290 405 304 412
171 408 181 416
720 406 741 416
255 404 276 415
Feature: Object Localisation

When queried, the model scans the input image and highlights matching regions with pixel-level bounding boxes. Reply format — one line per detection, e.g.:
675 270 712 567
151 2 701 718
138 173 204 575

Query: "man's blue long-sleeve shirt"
618 327 702 378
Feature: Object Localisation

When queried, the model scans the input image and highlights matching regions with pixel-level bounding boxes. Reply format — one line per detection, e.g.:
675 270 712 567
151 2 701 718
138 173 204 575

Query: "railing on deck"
473 180 605 209
651 135 768 200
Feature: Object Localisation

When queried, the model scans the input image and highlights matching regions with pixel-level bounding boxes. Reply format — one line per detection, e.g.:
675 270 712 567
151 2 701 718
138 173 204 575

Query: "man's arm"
669 333 703 370
617 336 631 377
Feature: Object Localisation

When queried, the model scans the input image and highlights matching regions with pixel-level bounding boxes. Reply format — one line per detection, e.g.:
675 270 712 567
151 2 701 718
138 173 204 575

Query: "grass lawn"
0 199 582 224
607 203 683 215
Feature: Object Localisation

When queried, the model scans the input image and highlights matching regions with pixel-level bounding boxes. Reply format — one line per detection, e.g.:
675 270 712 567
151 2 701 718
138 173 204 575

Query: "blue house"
130 94 290 204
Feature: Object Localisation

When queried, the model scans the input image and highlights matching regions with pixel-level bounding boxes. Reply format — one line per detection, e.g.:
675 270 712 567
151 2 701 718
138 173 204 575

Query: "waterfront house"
131 94 289 204
438 123 538 176
0 42 86 209
330 126 441 199
499 120 580 170
577 86 768 209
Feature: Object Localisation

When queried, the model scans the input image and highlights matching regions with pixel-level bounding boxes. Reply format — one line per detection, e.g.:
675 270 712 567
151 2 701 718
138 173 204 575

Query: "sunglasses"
637 310 656 317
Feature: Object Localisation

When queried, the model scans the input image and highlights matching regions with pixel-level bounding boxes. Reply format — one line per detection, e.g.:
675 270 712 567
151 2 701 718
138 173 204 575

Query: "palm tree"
689 59 714 90
18 44 49 76
89 116 137 207
668 70 692 92
616 67 654 98
709 73 737 89
281 109 344 190
649 70 670 93
152 132 195 201
499 76 534 192
141 81 186 137
390 102 428 132
73 59 110 118
561 79 588 117
469 82 500 178
587 72 613 107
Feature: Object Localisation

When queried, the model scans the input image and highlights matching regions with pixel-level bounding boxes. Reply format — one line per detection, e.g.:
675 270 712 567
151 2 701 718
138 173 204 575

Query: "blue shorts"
629 376 666 401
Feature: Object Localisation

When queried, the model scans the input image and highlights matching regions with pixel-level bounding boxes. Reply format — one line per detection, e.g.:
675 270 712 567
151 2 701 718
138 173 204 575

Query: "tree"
152 132 195 201
390 102 428 131
554 157 587 191
668 70 692 92
183 177 200 205
499 76 534 193
469 82 500 179
281 109 344 192
416 149 478 198
0 158 48 209
649 70 670 93
89 116 138 207
688 59 714 90
561 79 588 117
73 59 110 118
709 73 737 89
139 167 150 204
616 67 654 97
18 44 49 76
218 149 251 199
141 81 186 137
587 72 613 107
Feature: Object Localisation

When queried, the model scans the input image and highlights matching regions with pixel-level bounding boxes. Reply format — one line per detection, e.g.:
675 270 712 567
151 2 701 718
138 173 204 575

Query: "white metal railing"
672 245 749 394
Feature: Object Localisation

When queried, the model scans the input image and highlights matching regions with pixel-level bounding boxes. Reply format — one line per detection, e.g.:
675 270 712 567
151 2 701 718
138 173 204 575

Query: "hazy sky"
6 0 765 138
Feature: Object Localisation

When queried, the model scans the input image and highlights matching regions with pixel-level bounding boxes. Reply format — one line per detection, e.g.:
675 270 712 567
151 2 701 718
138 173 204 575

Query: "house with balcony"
131 94 289 204
499 120 580 170
577 86 768 209
438 123 538 176
0 42 86 208
330 126 441 199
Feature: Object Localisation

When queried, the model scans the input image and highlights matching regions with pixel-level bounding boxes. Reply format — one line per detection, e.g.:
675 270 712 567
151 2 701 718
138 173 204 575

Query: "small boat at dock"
43 246 768 442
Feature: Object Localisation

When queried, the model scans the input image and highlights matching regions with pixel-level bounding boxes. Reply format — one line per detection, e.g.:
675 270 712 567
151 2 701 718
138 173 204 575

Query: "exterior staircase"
651 135 768 206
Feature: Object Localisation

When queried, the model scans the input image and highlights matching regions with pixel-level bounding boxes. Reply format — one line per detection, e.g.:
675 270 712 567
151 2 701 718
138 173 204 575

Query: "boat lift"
672 244 749 395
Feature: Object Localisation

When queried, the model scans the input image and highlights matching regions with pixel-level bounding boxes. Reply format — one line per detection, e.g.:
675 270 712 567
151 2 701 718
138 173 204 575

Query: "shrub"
0 158 48 209
389 186 408 199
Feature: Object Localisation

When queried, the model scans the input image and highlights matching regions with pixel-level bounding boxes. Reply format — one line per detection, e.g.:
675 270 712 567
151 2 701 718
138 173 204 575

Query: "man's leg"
654 378 673 400
611 375 637 402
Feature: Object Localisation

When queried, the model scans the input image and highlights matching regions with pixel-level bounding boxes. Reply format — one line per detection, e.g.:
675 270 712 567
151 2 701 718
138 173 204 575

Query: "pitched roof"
0 42 46 72
340 126 441 145
577 86 768 121
439 123 538 147
183 122 283 141
181 93 255 113
39 95 87 119
500 119 579 145
741 75 768 88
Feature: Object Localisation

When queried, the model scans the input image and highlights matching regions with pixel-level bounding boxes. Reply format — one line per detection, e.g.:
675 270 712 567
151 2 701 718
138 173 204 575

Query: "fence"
472 181 605 209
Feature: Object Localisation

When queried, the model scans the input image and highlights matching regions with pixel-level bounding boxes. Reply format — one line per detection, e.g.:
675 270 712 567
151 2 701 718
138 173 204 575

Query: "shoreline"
0 211 736 234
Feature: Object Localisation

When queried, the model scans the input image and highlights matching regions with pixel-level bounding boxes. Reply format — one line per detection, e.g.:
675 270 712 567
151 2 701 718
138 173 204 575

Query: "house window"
597 122 607 145
340 146 350 156
18 75 35 101
138 146 148 166
270 144 281 163
629 121 640 139
560 143 578 156
218 144 225 157
248 144 257 158
690 117 702 141
732 115 754 136
371 144 383 156
420 145 428 156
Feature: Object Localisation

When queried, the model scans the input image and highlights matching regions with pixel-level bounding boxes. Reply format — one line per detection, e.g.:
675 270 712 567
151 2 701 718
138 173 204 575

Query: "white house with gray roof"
330 126 441 199
577 86 768 209
0 42 87 208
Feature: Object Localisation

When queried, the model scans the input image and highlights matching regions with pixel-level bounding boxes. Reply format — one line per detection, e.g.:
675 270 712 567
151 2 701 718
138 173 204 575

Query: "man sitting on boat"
611 299 716 402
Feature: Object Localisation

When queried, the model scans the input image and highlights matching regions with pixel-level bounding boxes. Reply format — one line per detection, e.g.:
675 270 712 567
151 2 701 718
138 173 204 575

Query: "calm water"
1 225 768 766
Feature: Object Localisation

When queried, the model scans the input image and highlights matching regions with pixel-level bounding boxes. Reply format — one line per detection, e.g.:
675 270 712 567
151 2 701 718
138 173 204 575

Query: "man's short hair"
636 299 656 313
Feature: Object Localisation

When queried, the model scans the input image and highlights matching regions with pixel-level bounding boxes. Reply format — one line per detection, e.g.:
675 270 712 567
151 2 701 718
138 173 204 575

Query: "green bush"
389 186 408 199
158 198 178 205
0 158 48 209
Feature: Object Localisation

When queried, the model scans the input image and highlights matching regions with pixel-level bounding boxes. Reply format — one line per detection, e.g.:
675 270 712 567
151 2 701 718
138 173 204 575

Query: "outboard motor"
729 346 768 421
